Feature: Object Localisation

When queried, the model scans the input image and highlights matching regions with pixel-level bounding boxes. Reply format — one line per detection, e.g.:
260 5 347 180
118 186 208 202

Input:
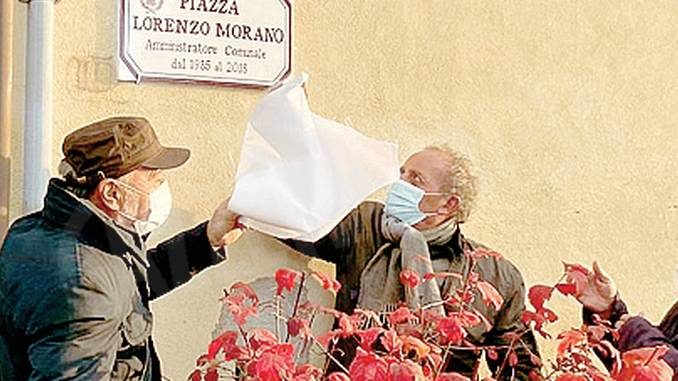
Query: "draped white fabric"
229 74 399 241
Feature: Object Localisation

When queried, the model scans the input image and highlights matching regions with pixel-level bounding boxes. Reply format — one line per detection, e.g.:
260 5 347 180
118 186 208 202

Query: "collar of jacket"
428 225 468 260
41 178 146 261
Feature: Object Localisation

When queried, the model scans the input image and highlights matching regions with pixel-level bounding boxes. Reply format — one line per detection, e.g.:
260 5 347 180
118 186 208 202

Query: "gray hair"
424 145 478 223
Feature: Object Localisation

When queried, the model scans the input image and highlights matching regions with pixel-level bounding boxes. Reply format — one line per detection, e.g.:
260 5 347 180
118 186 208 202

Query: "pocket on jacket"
121 297 153 347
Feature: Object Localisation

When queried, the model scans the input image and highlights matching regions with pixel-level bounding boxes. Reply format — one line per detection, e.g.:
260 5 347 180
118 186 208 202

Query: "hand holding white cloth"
228 74 399 241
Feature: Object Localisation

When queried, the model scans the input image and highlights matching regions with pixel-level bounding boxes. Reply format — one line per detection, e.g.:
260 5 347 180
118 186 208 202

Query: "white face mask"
115 180 172 236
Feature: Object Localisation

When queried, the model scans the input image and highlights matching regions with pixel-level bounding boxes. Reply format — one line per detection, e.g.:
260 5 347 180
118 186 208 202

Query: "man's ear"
94 180 122 212
438 195 460 216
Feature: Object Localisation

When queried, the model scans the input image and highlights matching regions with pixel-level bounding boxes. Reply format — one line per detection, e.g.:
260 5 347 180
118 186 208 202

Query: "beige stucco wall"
6 1 678 379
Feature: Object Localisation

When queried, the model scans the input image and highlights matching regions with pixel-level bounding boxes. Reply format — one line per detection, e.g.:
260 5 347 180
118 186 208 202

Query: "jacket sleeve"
617 316 678 370
281 202 380 263
483 273 541 381
26 277 120 381
147 221 225 299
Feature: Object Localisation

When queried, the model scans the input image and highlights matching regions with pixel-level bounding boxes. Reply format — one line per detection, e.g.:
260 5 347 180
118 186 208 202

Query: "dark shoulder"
1 213 81 282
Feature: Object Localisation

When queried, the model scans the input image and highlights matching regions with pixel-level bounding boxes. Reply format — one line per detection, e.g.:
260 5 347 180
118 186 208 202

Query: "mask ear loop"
420 192 457 216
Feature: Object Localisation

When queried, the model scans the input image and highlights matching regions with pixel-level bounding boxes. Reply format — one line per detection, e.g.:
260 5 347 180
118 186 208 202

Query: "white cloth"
229 74 400 241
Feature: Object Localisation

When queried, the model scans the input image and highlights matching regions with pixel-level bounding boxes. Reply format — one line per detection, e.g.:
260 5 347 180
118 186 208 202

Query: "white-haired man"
285 146 540 380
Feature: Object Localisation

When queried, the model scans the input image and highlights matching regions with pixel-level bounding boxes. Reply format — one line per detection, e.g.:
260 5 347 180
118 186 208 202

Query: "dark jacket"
0 179 225 381
285 201 540 380
585 299 678 380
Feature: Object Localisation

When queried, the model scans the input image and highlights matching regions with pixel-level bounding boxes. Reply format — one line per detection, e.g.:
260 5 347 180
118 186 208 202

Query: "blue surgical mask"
384 180 449 225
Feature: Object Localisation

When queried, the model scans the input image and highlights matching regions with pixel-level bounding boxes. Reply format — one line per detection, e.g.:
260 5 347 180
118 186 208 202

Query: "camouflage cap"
62 116 190 181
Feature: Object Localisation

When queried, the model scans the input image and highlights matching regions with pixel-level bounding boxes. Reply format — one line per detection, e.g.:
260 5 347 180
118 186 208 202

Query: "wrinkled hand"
206 197 242 247
573 261 617 313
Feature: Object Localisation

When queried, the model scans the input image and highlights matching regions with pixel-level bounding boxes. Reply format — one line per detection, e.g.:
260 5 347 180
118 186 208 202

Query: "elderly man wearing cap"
0 117 239 381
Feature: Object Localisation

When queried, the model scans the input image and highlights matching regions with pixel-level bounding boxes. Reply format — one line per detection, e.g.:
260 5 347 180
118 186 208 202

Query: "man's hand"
206 198 242 247
572 261 618 314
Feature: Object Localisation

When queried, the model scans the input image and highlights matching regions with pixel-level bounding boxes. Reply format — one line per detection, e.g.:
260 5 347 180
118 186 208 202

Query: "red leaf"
380 330 403 354
357 327 385 350
348 348 389 381
487 349 499 360
476 281 504 311
528 370 544 381
448 311 483 328
287 317 310 338
400 269 421 288
249 328 278 352
327 372 351 381
563 262 590 297
275 268 300 295
246 343 295 381
230 282 258 301
388 359 426 381
555 373 588 381
554 283 577 296
204 369 218 381
436 317 467 346
521 311 550 339
508 351 519 367
311 271 342 294
556 329 587 357
207 331 239 360
317 331 339 347
195 354 210 367
293 364 322 381
615 346 674 381
189 369 202 381
436 372 472 381
528 285 554 311
388 306 414 326
223 282 259 327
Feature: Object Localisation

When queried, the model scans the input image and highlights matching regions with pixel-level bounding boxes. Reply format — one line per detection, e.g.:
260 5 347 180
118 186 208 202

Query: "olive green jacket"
286 201 540 380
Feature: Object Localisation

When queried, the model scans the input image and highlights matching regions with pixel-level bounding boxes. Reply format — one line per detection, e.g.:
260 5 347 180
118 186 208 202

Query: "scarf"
357 213 458 317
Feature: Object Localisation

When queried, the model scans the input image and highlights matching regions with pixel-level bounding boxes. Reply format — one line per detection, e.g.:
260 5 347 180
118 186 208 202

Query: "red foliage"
389 306 414 326
311 271 342 294
556 329 587 357
357 327 385 350
246 343 296 381
554 283 578 296
436 373 472 381
207 331 240 360
293 364 323 381
249 328 278 352
287 317 311 338
327 373 351 381
528 285 555 311
194 265 675 381
204 369 219 381
615 346 674 381
436 317 467 346
476 281 504 311
388 359 426 381
275 268 301 295
400 269 422 288
222 282 259 327
555 374 588 381
349 349 389 381
563 262 590 297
